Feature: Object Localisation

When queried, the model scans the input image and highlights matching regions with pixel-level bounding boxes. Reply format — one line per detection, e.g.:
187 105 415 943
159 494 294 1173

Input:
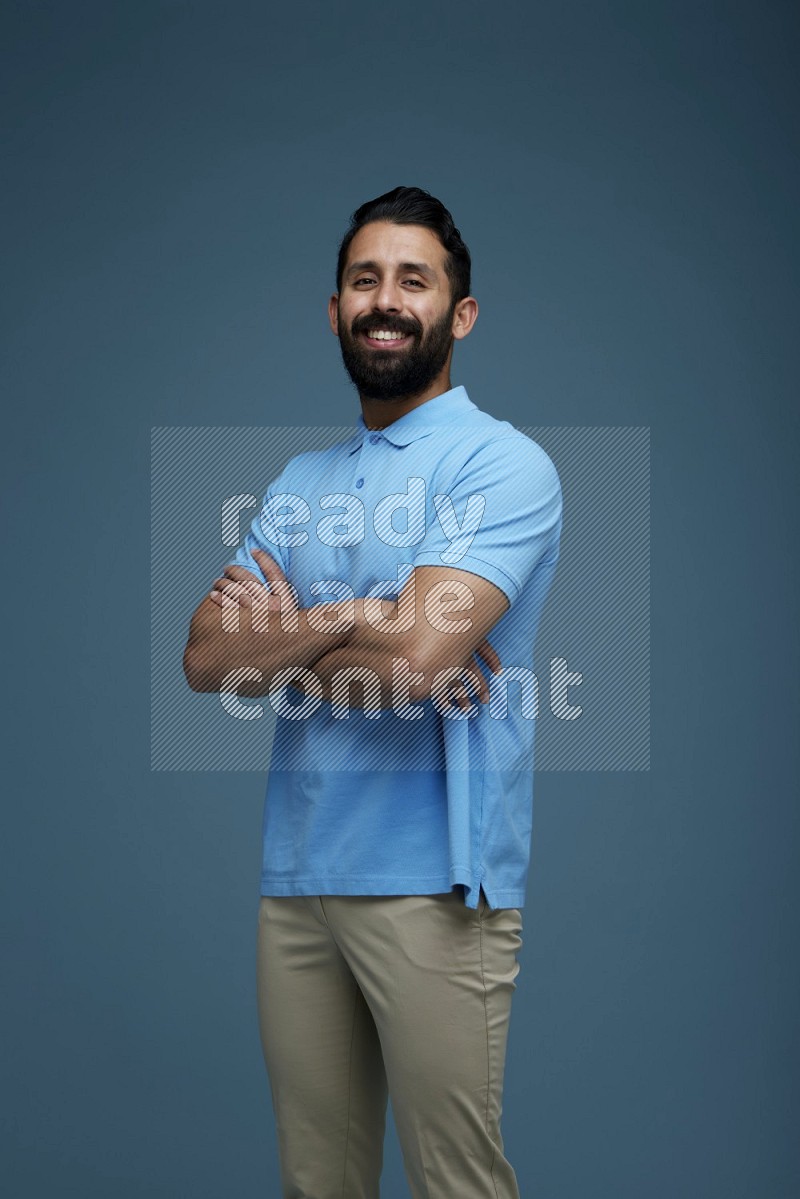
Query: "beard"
337 303 457 402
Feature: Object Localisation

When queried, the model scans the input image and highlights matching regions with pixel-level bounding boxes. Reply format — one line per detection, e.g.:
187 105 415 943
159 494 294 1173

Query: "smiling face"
329 221 477 412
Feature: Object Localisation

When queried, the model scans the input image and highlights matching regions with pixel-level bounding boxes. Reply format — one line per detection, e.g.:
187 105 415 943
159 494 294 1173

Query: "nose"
372 277 403 313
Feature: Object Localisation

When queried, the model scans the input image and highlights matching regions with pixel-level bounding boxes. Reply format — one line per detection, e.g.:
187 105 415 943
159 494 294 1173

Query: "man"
183 186 562 1199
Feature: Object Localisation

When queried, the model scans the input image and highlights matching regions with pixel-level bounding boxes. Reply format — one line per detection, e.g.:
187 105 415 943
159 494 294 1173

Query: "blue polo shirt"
229 386 562 909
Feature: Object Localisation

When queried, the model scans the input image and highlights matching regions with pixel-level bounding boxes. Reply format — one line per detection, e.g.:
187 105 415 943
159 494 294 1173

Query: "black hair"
335 185 471 304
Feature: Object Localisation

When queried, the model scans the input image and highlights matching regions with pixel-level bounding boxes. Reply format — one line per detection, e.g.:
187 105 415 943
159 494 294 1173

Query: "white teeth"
366 330 406 340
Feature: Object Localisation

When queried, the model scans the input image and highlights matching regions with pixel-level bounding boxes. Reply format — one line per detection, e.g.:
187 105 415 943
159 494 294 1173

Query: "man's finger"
222 564 268 590
209 579 253 607
252 548 287 585
212 576 255 600
445 668 485 713
471 657 490 704
450 680 473 712
474 638 502 675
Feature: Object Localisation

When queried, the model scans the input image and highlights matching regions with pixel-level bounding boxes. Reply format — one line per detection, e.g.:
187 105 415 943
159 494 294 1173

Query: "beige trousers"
255 888 523 1199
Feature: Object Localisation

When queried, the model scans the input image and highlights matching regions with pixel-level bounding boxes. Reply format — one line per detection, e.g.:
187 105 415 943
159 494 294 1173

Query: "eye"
354 277 376 287
404 279 424 287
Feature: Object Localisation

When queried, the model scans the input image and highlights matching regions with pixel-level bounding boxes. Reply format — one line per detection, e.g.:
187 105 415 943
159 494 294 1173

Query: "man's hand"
183 548 352 694
209 548 292 614
439 636 502 711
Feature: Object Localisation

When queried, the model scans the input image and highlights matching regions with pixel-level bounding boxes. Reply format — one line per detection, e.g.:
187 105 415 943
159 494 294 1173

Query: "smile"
361 330 413 349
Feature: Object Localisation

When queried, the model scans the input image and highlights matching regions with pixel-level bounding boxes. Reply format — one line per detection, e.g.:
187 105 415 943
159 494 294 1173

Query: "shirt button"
356 477 364 488
369 434 380 444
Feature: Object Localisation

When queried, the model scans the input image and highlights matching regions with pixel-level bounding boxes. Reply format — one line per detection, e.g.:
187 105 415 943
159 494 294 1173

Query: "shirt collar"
347 386 475 454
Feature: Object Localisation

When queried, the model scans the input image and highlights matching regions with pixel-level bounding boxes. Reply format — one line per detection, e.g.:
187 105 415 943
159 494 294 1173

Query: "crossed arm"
182 548 507 709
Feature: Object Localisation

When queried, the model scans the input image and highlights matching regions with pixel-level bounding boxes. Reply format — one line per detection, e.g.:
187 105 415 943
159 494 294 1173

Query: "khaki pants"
255 888 523 1198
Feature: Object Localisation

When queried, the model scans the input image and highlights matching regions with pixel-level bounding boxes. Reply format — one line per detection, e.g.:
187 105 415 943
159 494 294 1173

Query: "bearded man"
183 185 562 1199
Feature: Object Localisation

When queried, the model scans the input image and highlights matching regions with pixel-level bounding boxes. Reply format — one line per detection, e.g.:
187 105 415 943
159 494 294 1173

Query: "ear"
328 294 340 336
451 296 479 342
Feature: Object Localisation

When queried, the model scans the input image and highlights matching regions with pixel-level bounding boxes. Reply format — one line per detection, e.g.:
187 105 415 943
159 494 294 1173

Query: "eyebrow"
345 259 437 280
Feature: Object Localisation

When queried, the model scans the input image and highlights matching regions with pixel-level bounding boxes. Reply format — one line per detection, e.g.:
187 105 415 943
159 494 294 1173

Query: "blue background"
3 1 798 1195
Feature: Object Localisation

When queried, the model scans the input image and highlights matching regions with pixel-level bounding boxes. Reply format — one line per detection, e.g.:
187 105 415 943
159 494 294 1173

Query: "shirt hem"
261 874 456 896
260 873 526 911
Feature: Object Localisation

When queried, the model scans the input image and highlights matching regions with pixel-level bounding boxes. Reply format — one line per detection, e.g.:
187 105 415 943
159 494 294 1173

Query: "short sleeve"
226 475 292 586
413 435 562 605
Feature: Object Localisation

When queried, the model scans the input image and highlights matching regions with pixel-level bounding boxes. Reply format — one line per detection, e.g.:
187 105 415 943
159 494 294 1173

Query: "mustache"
351 316 421 338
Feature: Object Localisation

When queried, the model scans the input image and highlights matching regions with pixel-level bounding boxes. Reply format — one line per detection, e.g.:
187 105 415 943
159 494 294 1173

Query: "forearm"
183 596 350 695
309 598 481 709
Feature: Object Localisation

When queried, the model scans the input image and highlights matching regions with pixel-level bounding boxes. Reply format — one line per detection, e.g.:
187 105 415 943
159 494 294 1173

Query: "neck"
360 372 453 431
